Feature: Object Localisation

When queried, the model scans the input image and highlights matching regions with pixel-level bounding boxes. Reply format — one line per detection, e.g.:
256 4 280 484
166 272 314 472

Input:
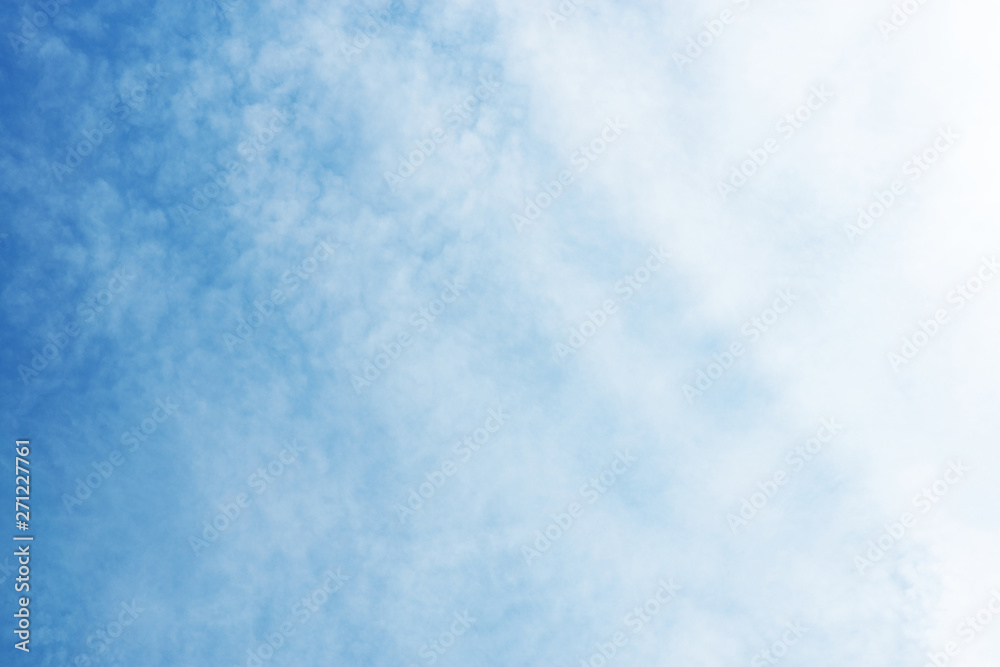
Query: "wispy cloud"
1 0 998 665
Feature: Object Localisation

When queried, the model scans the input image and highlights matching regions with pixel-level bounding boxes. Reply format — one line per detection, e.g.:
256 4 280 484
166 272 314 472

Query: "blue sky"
2 0 1000 665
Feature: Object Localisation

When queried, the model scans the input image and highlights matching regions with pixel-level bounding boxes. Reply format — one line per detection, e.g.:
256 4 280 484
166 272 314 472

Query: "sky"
1 0 1000 665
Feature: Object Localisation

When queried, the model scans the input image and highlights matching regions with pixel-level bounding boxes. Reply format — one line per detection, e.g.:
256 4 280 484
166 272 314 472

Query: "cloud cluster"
1 0 999 665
